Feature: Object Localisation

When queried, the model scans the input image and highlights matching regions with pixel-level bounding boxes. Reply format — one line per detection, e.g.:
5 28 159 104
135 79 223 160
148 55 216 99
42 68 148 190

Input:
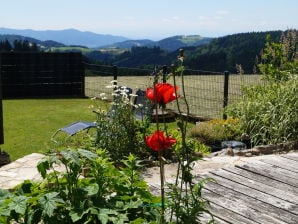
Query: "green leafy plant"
93 85 150 163
227 78 298 146
258 30 297 82
0 149 160 223
228 30 298 146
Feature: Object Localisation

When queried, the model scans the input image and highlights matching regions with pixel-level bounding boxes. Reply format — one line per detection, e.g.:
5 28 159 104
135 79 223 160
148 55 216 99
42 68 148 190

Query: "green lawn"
2 98 99 161
1 98 196 161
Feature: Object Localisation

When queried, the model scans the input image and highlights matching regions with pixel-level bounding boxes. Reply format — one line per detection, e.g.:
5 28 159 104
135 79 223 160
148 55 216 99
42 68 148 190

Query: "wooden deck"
200 153 298 224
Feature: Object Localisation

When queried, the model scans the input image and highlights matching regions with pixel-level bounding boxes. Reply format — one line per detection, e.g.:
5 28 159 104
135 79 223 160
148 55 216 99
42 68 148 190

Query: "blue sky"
0 0 297 40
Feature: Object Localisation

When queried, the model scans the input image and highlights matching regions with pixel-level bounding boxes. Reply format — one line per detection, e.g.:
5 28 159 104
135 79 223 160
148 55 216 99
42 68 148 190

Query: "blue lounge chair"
51 121 96 141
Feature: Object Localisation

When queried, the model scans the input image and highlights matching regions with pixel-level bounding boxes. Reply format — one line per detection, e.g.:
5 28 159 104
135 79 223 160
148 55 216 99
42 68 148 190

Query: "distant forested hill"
112 46 172 68
108 31 284 73
103 35 212 52
0 34 65 48
183 31 283 73
155 35 212 51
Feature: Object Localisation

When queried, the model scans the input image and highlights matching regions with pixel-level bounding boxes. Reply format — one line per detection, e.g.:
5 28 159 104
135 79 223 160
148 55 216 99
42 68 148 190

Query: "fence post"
223 71 230 120
162 65 167 83
0 54 4 144
112 65 118 89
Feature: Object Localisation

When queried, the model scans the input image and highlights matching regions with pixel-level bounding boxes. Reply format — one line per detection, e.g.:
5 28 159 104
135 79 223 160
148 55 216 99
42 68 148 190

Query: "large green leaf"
38 192 64 217
37 159 50 179
0 189 11 207
70 207 99 222
61 150 80 165
78 148 98 161
98 209 120 224
8 195 28 215
0 189 10 199
84 183 99 196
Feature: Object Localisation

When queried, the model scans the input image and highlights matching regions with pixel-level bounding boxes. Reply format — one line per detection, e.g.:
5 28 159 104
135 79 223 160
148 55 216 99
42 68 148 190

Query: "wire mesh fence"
84 63 264 119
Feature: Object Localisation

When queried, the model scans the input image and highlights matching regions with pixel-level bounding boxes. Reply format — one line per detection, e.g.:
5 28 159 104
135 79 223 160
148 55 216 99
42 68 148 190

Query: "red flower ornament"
146 83 178 104
146 131 176 152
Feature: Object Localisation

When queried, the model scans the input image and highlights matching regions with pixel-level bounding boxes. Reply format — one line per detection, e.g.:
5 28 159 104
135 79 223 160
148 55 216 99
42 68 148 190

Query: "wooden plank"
254 159 298 179
281 153 298 162
210 169 298 204
203 177 298 224
236 160 298 187
199 212 230 224
203 189 283 224
223 166 298 196
207 202 258 224
259 156 298 174
263 155 298 167
212 217 231 224
203 173 298 215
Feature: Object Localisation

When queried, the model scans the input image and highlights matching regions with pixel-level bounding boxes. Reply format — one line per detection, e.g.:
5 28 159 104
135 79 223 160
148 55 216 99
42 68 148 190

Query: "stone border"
210 141 298 157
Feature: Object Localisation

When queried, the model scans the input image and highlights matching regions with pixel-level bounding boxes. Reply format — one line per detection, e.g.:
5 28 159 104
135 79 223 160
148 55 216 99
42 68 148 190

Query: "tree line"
0 39 39 52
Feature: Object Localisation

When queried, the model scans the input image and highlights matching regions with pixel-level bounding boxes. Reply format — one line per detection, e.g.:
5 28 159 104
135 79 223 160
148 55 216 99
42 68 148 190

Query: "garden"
0 30 297 223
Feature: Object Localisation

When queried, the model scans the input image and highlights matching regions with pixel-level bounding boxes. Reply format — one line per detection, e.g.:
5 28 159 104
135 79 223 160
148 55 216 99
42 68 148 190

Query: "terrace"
1 152 298 223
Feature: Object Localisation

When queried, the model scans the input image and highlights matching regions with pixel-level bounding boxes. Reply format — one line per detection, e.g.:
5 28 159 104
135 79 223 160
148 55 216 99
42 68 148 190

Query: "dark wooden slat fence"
0 52 84 98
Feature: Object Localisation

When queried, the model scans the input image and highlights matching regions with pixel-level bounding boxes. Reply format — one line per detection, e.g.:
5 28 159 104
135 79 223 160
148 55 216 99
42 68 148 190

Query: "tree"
13 40 22 51
258 29 298 81
0 39 12 51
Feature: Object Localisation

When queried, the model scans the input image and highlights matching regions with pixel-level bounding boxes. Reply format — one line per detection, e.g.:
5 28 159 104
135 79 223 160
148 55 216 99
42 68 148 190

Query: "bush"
227 30 298 146
189 119 241 146
227 76 298 146
93 86 151 163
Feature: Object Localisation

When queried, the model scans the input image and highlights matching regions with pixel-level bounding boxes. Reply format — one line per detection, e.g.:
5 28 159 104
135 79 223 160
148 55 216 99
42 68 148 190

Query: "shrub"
93 85 150 163
227 76 298 146
189 118 241 146
227 30 298 146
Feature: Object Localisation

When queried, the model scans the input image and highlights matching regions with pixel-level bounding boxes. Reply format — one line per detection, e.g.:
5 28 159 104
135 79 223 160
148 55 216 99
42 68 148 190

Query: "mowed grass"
2 98 100 161
85 74 263 119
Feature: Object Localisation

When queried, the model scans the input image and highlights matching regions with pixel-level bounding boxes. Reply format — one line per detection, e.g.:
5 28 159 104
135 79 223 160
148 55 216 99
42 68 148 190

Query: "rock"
226 147 234 156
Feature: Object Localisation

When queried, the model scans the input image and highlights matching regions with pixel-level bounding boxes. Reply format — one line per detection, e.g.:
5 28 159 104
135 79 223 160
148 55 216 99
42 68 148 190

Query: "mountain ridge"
0 27 129 48
0 27 212 51
102 35 213 52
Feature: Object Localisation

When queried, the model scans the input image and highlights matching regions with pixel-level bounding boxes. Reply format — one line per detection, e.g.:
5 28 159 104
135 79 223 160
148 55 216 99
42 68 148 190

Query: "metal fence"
84 63 263 119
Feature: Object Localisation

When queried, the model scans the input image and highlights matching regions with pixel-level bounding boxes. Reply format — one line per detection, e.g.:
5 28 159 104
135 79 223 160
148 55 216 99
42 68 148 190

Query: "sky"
0 0 297 40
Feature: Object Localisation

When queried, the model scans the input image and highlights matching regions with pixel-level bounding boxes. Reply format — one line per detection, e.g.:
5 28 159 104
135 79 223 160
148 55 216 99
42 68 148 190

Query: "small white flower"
106 192 117 200
91 97 97 101
106 85 118 89
99 93 106 97
110 80 118 83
